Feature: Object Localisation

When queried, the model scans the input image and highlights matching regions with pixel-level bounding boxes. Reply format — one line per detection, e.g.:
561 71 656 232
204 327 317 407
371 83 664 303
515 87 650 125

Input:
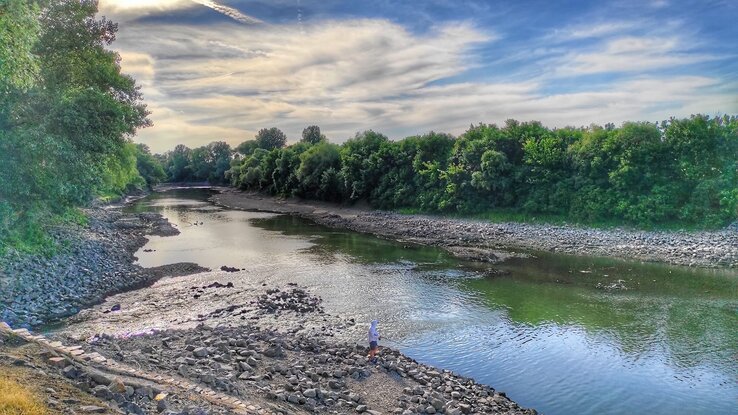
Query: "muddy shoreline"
211 188 738 269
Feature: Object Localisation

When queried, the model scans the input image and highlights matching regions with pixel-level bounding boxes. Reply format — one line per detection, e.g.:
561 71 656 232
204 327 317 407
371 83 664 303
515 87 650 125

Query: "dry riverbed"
212 188 738 268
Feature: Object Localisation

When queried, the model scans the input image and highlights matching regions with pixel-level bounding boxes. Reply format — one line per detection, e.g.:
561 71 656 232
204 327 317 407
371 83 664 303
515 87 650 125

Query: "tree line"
157 118 737 229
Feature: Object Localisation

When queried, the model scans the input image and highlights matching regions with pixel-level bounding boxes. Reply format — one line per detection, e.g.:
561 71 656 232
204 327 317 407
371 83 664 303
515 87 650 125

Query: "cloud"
111 12 736 152
117 19 496 150
191 0 263 24
99 0 193 14
555 35 714 75
99 0 262 24
551 21 638 41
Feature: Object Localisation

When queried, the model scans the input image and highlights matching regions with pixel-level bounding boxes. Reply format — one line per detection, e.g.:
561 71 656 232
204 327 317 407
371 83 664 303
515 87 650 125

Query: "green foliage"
97 142 146 199
235 139 258 156
159 142 233 184
0 0 151 253
340 130 392 201
301 125 325 145
135 144 166 188
255 127 287 150
0 0 39 94
218 117 737 229
297 142 341 200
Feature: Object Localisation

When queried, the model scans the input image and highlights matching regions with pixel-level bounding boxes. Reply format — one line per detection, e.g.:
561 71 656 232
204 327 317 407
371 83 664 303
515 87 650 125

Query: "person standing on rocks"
367 319 381 363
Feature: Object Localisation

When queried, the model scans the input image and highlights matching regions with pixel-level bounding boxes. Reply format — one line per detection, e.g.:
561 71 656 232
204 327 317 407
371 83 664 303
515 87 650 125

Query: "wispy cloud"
99 0 262 24
104 2 738 152
192 0 263 24
555 35 713 75
551 21 638 41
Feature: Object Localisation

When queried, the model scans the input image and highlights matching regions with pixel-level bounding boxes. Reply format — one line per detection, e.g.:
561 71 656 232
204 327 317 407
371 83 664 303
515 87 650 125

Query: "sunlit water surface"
123 189 738 415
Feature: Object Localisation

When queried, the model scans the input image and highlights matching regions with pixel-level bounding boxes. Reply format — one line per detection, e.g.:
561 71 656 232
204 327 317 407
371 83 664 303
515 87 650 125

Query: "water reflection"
125 189 738 415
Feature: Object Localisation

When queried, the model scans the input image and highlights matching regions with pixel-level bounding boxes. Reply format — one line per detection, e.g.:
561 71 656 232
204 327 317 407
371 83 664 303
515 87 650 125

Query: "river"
122 188 738 415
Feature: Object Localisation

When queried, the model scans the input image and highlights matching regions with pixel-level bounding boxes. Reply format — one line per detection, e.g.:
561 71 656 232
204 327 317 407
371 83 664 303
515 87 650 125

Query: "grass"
0 376 48 415
0 207 89 257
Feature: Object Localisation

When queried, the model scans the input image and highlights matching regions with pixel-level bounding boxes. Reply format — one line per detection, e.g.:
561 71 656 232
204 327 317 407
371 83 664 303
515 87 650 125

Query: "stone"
425 406 437 414
88 369 113 386
303 388 317 398
356 404 367 412
108 377 127 394
48 357 67 368
79 406 106 413
124 402 145 415
62 365 79 379
193 347 209 358
287 394 302 404
430 398 444 410
262 344 285 358
92 385 112 400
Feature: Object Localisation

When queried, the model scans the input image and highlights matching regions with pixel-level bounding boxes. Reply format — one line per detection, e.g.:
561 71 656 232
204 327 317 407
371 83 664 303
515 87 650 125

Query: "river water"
124 188 738 415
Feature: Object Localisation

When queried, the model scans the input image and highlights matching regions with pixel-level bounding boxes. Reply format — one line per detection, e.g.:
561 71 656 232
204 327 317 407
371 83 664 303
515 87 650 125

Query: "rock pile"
0 209 179 328
256 287 323 314
89 324 535 415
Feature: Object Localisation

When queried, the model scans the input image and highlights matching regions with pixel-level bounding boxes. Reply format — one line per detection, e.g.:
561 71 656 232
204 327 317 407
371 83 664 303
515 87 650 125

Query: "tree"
206 141 233 184
0 0 39 95
340 130 391 201
166 144 193 182
135 144 166 188
301 125 325 145
255 127 287 150
1 0 151 252
297 142 341 199
236 140 258 156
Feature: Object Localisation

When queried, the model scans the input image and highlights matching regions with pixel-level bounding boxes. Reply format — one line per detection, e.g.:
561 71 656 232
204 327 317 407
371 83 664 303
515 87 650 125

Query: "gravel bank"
212 189 738 268
0 207 207 328
57 283 535 415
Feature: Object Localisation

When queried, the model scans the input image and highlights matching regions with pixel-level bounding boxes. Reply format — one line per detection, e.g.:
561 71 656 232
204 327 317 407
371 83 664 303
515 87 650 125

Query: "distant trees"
166 144 193 182
217 117 737 229
135 144 166 188
255 127 287 150
236 140 258 156
160 141 233 184
301 125 325 145
297 142 341 199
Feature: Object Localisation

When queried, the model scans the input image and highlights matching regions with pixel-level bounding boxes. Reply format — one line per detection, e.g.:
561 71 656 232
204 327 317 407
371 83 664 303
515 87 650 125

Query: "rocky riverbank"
212 189 738 268
87 321 533 415
0 206 207 328
49 276 535 415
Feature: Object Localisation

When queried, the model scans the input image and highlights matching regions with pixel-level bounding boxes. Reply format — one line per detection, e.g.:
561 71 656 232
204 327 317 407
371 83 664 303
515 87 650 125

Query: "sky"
98 0 738 153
